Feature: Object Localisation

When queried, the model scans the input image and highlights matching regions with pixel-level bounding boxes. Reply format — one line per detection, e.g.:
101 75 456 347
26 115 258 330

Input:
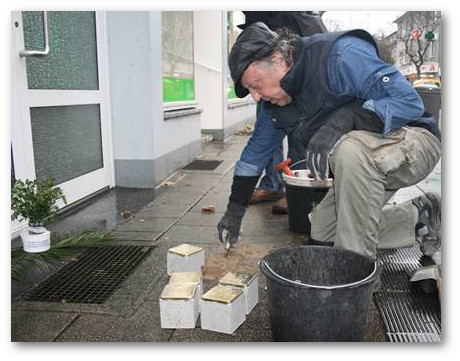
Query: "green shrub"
11 178 67 226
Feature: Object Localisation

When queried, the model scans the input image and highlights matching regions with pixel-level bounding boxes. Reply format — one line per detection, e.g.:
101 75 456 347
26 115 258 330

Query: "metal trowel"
223 230 231 257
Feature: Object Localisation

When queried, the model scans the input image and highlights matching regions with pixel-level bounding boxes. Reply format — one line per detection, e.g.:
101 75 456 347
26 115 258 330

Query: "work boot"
412 192 441 257
249 188 284 204
272 196 288 214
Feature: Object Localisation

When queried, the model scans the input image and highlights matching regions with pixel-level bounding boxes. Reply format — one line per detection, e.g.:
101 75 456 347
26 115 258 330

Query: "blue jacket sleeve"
235 104 286 176
328 36 424 137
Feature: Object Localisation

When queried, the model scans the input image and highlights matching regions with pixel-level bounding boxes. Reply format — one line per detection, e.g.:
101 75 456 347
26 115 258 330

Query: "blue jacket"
235 30 441 177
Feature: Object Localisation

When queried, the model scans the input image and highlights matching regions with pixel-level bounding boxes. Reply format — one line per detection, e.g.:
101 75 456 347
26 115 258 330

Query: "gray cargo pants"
309 127 441 259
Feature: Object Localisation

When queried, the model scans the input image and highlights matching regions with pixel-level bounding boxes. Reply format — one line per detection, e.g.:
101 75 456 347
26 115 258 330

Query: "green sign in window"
227 83 237 99
163 76 195 103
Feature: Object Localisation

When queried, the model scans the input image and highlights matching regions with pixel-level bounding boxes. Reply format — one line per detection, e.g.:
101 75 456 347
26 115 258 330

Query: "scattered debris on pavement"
201 205 215 212
235 124 254 135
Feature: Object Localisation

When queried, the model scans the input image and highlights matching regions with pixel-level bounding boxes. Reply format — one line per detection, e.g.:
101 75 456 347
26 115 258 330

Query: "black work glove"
217 175 259 244
218 202 246 244
306 106 383 180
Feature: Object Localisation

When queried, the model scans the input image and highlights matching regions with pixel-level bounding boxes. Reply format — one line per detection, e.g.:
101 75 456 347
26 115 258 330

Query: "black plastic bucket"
283 170 331 235
259 246 380 342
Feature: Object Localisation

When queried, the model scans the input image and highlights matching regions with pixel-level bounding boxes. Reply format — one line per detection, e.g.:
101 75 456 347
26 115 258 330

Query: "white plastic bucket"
282 169 332 234
282 170 333 188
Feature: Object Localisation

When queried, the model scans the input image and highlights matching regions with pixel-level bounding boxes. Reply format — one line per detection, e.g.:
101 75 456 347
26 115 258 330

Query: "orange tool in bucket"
276 158 293 176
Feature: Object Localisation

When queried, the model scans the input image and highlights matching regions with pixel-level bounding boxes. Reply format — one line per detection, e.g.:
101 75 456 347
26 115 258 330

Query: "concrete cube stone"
167 244 204 275
160 283 199 329
200 285 246 334
219 272 258 314
169 271 203 308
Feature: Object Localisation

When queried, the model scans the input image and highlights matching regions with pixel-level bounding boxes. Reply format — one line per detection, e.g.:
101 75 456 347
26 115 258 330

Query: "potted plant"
11 178 67 253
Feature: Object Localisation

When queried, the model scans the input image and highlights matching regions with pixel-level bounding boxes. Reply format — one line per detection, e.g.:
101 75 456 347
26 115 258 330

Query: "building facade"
391 11 441 81
10 11 255 236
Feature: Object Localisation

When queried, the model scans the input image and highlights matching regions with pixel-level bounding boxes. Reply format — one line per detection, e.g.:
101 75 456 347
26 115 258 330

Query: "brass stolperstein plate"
160 283 197 300
168 244 203 257
169 271 201 285
201 285 243 304
219 272 256 288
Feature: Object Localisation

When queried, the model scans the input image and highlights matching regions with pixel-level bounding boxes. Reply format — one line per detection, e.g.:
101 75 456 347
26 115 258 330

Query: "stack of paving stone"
160 244 258 334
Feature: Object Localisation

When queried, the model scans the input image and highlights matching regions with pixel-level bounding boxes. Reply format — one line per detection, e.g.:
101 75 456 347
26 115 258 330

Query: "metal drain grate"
20 246 153 304
183 159 222 171
374 245 441 342
378 246 424 291
388 333 441 342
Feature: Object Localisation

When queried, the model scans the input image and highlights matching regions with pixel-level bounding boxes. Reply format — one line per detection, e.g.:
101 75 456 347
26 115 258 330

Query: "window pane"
30 105 103 184
22 11 99 90
227 12 244 99
162 11 195 102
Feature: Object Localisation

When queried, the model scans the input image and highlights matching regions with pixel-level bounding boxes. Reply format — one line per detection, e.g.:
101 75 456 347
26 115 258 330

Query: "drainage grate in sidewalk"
387 333 441 342
374 245 441 342
183 160 222 171
20 246 153 304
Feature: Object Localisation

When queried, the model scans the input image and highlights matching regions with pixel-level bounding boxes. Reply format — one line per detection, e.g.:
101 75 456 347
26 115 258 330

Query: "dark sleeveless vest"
263 30 379 162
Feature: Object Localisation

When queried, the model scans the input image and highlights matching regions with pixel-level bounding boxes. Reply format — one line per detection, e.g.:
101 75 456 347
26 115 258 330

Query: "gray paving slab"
148 189 205 206
217 150 248 161
47 187 157 234
141 235 175 276
169 327 273 342
240 219 291 237
200 141 232 156
192 194 231 213
245 203 291 221
160 224 220 245
55 299 173 342
134 204 189 218
207 175 234 188
176 211 224 226
363 308 388 342
110 230 163 243
237 234 299 248
11 311 79 342
173 172 225 189
192 191 287 216
115 217 178 233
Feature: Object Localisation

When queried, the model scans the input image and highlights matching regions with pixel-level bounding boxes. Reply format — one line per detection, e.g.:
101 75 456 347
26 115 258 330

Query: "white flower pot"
21 226 51 253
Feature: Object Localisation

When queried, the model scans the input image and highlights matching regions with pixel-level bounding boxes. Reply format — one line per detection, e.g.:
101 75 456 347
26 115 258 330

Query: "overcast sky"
322 11 405 36
233 11 405 37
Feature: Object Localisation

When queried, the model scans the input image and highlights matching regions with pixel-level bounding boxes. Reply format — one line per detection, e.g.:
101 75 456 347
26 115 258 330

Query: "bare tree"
396 11 437 78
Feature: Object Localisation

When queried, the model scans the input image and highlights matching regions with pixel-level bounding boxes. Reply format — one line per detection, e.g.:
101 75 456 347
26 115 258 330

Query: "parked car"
412 78 441 89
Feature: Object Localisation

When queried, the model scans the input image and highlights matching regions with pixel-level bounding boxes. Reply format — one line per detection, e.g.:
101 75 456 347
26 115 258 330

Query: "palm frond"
51 229 118 249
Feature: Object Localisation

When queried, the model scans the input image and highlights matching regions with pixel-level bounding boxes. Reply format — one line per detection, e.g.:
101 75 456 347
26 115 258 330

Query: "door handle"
19 11 50 57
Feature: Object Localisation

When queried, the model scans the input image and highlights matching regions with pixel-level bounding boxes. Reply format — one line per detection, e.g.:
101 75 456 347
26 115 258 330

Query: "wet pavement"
11 131 440 342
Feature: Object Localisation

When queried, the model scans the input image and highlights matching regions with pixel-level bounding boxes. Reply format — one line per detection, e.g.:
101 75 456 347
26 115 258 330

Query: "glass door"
11 11 114 222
